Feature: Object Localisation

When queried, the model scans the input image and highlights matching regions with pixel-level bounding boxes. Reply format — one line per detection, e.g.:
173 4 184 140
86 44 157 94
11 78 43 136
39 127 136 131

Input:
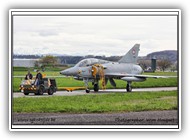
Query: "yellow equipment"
58 87 85 92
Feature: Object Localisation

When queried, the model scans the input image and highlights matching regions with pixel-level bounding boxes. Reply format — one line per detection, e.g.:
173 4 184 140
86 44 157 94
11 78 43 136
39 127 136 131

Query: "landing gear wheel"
126 84 132 92
94 84 99 92
85 89 90 93
48 85 54 95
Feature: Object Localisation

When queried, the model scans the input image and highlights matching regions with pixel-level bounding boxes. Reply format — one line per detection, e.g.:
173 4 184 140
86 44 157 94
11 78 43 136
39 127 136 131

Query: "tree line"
34 55 177 72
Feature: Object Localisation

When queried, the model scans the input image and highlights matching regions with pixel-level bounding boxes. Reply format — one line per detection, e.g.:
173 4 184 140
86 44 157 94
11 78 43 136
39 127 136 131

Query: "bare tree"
138 60 151 70
34 60 40 67
39 55 58 67
157 59 172 72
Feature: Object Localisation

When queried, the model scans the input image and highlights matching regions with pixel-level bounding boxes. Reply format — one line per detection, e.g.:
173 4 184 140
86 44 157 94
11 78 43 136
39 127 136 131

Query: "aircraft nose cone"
60 67 77 76
60 70 67 75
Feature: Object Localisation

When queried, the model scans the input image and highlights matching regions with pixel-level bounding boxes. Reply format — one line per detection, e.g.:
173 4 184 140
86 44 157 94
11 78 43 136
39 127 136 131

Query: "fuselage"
60 58 143 80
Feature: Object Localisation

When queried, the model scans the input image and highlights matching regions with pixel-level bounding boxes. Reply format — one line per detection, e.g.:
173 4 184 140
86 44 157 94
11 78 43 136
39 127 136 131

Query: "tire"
93 84 99 92
85 89 90 93
48 86 54 95
38 85 44 95
24 92 29 95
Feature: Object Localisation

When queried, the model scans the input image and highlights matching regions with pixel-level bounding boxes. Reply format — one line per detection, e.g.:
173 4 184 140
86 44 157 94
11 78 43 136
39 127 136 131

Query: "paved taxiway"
13 87 177 98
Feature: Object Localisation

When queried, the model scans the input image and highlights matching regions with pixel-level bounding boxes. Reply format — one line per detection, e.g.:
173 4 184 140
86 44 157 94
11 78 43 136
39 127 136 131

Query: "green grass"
12 71 178 92
13 90 178 113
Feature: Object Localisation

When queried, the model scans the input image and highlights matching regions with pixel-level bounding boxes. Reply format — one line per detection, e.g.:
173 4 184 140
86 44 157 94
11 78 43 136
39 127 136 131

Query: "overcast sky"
13 15 177 56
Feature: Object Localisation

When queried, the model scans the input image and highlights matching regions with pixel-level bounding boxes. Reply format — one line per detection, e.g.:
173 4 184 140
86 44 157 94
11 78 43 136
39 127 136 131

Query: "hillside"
145 50 177 63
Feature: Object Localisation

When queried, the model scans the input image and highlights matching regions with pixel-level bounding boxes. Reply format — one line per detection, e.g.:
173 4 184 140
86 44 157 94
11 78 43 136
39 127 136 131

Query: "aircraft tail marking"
118 44 140 64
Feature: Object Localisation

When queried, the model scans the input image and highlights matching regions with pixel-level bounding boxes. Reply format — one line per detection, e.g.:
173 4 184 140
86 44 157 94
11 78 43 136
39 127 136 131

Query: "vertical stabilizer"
118 44 140 63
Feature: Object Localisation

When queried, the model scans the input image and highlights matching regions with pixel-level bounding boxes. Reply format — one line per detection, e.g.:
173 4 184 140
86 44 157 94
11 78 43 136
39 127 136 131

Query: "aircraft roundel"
132 49 136 55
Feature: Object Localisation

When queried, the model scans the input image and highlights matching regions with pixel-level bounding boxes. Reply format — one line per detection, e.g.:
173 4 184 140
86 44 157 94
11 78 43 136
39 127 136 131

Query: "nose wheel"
83 78 91 93
85 89 90 93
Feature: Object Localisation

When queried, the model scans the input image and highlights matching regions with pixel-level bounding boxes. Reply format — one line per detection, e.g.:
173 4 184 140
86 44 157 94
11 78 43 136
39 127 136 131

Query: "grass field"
12 71 178 92
13 90 178 113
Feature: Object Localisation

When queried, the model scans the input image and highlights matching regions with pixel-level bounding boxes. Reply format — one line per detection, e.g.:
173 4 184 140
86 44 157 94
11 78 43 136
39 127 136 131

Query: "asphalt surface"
13 87 177 98
12 110 178 125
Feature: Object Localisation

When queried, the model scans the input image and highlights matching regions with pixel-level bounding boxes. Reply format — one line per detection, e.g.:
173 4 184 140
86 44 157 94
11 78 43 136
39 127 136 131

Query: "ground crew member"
35 70 43 85
25 70 33 80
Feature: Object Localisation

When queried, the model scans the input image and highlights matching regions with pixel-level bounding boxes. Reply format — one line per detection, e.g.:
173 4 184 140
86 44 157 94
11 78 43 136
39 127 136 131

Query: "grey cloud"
13 15 178 56
38 30 59 37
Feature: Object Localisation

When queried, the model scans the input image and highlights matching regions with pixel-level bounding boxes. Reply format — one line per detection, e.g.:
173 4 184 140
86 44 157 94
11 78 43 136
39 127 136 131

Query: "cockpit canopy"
75 58 109 67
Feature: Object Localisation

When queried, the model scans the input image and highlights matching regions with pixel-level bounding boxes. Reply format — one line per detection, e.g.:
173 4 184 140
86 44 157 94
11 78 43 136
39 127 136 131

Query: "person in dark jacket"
35 70 42 85
25 71 33 80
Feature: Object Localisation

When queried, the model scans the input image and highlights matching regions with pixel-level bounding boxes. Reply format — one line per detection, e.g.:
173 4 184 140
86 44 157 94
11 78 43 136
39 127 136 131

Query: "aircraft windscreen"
76 58 109 67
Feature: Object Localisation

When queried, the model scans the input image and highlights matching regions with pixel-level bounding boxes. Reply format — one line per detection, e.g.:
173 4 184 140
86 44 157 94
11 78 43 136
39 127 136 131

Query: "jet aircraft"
60 44 176 93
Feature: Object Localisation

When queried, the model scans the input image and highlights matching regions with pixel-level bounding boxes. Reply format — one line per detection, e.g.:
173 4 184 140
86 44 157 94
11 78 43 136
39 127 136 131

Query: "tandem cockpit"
60 58 109 76
75 58 109 67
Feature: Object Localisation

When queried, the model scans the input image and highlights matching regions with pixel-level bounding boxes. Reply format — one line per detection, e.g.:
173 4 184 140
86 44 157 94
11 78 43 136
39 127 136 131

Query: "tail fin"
118 44 140 64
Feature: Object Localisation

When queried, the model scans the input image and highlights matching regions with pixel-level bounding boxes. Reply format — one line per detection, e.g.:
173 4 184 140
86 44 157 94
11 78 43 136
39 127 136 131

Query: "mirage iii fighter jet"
60 44 175 93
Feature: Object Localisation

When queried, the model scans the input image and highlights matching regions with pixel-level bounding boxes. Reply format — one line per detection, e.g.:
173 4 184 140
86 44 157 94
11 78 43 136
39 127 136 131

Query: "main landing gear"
84 78 132 93
126 82 132 92
93 83 99 92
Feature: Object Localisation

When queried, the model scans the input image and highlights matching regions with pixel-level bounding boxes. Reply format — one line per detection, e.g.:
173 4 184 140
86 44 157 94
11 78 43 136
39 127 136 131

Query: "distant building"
13 59 39 67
